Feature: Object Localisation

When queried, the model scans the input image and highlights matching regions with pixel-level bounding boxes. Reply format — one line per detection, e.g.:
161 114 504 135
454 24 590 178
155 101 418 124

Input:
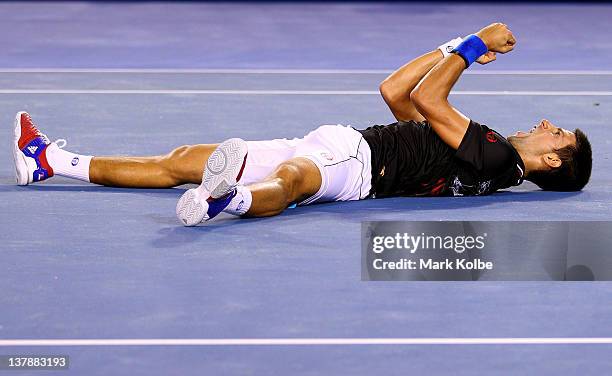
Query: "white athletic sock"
45 143 93 182
223 185 252 216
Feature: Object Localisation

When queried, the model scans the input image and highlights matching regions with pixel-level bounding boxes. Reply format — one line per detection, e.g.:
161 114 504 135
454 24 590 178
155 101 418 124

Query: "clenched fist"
476 23 516 54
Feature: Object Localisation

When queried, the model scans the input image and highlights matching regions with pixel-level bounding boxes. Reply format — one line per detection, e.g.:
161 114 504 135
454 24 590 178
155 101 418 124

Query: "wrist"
438 37 464 58
451 34 488 68
475 32 490 49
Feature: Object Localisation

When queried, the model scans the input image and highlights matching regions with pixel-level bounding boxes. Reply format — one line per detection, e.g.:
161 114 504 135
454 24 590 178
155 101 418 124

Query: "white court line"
0 89 378 95
0 89 611 96
452 91 612 96
3 68 392 74
0 68 612 75
2 338 612 346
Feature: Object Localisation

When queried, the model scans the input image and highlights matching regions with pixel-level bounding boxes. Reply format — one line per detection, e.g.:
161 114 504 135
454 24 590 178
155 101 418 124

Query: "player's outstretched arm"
410 23 515 149
379 36 496 123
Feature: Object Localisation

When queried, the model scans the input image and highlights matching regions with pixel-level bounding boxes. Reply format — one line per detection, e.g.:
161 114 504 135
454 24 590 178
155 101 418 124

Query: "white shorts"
240 124 372 205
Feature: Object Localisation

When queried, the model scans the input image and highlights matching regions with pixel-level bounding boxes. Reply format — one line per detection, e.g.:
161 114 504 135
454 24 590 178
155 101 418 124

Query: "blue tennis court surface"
1 2 612 375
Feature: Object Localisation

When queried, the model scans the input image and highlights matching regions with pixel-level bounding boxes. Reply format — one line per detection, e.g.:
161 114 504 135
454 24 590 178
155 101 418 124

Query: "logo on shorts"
71 157 80 166
320 152 334 161
486 131 498 143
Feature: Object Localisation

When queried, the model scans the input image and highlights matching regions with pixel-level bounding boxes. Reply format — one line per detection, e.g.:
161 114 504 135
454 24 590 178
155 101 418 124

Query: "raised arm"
380 51 444 122
380 37 466 122
410 23 515 149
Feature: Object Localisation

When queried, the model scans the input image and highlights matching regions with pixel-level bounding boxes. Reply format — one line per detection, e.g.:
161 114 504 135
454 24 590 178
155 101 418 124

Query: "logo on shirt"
486 131 498 143
71 157 80 166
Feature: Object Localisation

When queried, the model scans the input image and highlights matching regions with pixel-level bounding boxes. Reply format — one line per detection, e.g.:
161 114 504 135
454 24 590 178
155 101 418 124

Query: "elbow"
379 80 394 103
379 79 404 106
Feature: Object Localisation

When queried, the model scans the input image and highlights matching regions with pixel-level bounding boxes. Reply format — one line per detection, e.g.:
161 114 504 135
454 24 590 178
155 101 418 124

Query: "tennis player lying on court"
13 23 592 226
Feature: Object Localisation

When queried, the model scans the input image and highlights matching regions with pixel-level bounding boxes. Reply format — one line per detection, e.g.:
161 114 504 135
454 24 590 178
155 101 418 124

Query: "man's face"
508 119 576 156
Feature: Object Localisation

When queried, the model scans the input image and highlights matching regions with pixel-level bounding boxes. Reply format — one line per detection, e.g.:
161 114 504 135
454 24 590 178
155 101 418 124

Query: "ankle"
223 185 252 216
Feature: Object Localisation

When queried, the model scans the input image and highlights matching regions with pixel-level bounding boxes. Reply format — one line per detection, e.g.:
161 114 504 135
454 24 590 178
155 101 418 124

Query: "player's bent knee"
274 159 321 205
275 164 303 203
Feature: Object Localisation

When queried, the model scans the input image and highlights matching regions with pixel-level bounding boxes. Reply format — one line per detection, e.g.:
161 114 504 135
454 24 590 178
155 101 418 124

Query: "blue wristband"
451 34 488 68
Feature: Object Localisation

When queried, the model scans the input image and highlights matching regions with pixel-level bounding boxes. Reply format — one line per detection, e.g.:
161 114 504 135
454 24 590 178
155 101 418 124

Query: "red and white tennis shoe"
12 111 67 185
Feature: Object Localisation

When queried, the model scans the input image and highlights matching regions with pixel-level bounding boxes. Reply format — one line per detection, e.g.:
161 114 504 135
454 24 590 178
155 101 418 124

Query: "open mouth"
514 130 530 138
514 125 538 138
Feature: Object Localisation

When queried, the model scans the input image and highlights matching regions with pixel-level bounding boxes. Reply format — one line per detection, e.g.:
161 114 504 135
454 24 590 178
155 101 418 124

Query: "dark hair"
528 128 592 191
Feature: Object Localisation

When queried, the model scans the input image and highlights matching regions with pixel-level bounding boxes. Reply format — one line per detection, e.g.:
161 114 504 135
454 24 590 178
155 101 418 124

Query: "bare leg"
89 142 321 217
89 144 219 188
244 157 322 217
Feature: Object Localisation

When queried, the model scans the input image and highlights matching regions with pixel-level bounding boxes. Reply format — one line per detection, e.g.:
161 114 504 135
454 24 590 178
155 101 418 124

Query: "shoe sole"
176 138 248 226
13 111 29 186
175 188 208 227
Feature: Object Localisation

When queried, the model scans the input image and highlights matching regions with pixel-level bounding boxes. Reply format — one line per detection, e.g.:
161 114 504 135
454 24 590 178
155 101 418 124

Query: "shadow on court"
147 189 581 250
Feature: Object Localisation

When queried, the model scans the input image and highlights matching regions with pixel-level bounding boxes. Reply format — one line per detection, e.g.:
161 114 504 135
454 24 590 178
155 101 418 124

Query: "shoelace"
36 133 66 149
24 114 67 149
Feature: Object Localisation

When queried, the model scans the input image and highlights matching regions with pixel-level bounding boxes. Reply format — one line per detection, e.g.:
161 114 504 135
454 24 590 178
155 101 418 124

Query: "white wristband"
438 37 464 58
